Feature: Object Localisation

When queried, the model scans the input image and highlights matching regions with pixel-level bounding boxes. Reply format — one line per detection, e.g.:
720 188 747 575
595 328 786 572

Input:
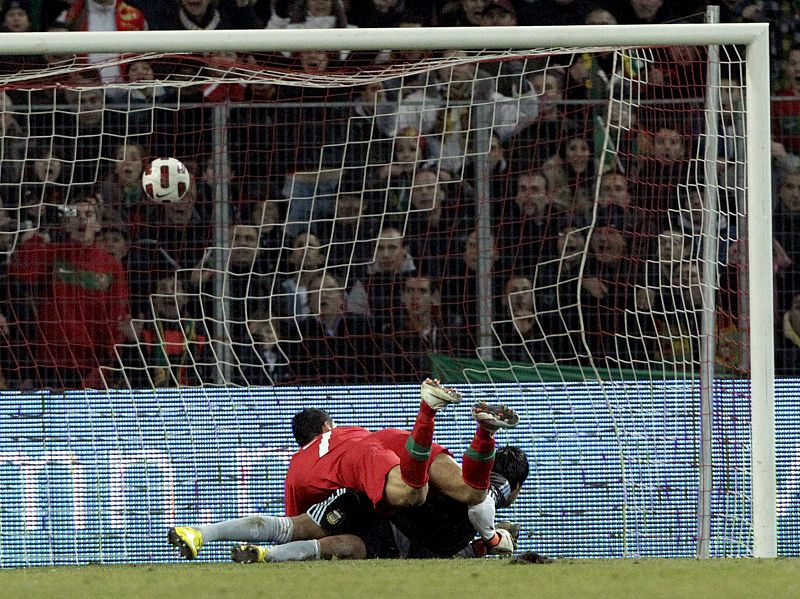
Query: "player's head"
292 408 334 446
492 446 529 504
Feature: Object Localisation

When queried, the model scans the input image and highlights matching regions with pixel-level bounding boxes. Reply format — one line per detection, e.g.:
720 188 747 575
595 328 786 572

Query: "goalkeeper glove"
485 528 515 555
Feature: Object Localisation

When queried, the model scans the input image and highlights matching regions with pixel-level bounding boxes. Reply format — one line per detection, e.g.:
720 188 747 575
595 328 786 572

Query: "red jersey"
284 426 373 516
284 425 411 516
10 236 130 375
772 90 800 153
283 426 451 516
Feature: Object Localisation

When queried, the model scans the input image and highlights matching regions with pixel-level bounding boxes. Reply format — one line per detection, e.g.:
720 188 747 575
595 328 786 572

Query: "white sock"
267 540 321 562
197 515 293 544
467 495 497 541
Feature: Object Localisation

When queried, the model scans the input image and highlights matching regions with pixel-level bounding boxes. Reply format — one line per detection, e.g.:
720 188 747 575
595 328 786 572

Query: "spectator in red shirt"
9 195 131 388
773 46 800 155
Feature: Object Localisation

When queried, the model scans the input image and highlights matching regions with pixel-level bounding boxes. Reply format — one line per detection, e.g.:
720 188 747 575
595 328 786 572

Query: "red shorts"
335 428 451 508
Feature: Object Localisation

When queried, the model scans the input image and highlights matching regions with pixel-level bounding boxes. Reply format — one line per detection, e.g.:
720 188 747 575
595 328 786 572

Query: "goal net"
0 25 775 564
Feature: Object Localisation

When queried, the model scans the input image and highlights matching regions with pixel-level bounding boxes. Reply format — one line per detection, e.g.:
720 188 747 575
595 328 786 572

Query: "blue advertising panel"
0 381 796 566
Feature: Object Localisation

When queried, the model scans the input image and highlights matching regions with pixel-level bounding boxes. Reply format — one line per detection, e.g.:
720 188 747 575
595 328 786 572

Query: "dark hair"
292 408 332 446
492 446 529 490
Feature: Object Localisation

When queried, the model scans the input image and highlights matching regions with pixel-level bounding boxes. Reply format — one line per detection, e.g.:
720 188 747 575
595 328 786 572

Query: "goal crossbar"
1 24 769 54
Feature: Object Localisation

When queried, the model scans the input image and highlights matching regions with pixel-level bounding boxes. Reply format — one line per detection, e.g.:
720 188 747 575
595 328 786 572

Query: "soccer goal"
0 20 775 564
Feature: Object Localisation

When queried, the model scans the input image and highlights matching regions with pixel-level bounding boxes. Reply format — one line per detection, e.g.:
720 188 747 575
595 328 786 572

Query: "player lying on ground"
168 378 519 559
230 445 530 562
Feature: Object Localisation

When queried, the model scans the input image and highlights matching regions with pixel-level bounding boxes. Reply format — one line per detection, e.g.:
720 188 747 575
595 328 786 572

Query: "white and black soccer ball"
142 157 191 204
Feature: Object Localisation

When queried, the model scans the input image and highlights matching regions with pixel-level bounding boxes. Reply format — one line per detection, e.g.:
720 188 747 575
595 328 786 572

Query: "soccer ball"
142 157 191 203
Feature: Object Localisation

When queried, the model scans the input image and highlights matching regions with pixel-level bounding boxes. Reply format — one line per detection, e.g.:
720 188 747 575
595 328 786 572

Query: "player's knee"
400 484 428 507
463 486 488 506
321 535 367 560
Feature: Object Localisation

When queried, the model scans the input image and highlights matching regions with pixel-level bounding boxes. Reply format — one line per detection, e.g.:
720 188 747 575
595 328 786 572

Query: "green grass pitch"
2 559 800 599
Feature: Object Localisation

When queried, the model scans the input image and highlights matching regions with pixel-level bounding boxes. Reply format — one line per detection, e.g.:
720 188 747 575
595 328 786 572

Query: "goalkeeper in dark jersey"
230 445 529 562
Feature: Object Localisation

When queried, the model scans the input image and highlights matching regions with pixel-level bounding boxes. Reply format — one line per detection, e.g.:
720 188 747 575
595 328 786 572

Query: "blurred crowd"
0 0 798 390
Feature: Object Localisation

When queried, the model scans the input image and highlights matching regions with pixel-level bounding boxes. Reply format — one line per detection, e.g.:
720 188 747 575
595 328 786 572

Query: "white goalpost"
0 22 775 562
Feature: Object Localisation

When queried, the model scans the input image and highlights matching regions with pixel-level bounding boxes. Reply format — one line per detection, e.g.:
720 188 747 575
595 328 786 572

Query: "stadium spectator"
95 142 148 231
4 0 71 31
347 0 405 28
580 224 646 369
637 229 690 308
632 125 690 228
497 169 569 279
150 0 262 30
596 171 639 234
9 195 131 388
343 81 395 170
246 196 287 275
95 223 131 264
507 69 568 172
541 225 591 364
437 0 487 26
10 146 66 238
516 0 596 26
479 0 516 26
0 4 43 77
275 231 327 321
669 185 736 266
121 274 210 388
440 228 501 351
0 92 29 196
563 9 618 114
127 179 210 315
273 50 350 237
0 204 40 389
730 3 799 92
368 127 426 219
289 272 380 384
318 185 380 283
217 223 278 342
608 0 674 24
554 133 594 208
390 50 538 173
121 59 179 142
232 315 295 385
774 167 800 271
772 46 800 155
39 70 124 190
405 168 465 280
645 260 705 366
776 291 800 375
382 274 465 379
347 225 417 332
58 0 148 92
1 1 32 32
492 275 546 363
267 0 350 31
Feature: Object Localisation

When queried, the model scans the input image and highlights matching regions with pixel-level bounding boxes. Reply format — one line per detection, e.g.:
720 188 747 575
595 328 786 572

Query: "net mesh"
0 42 754 559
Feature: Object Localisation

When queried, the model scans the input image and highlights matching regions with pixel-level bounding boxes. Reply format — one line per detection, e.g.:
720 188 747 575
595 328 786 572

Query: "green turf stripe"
405 435 431 461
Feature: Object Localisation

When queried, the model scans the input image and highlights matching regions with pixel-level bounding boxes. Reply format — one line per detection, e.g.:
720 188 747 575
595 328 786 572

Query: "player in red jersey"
168 379 519 559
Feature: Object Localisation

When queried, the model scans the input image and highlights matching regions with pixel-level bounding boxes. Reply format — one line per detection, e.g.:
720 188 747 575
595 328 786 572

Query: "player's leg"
399 378 461 489
464 402 519 551
168 513 324 560
231 534 367 563
426 401 520 504
169 484 376 560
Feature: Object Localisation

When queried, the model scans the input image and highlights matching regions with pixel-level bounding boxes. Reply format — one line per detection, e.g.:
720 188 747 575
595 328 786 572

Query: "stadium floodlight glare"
0 22 774 563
